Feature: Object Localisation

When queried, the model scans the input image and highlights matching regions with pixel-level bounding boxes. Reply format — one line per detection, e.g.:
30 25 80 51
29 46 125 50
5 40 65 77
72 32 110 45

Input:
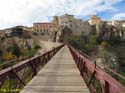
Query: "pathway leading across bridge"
20 46 90 93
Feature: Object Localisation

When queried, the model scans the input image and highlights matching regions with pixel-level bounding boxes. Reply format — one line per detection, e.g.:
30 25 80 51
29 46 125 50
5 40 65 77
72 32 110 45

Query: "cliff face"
0 36 37 55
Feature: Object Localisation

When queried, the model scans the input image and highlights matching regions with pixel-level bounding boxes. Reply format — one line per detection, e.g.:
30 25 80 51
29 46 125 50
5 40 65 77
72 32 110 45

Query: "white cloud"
0 0 56 29
0 0 123 29
112 13 125 20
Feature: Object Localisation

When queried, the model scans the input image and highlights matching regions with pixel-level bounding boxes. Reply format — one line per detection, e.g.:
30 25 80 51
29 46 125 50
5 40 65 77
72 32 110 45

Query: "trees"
34 45 41 49
96 22 122 46
84 35 98 55
119 27 125 37
0 49 3 62
90 25 97 35
96 22 110 43
66 33 97 55
0 49 2 56
114 43 125 71
60 26 72 42
7 43 21 57
100 41 109 48
3 52 17 61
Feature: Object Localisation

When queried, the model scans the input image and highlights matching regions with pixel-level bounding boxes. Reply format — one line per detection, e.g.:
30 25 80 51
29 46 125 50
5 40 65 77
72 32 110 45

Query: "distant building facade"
104 20 125 28
33 23 52 34
59 14 79 32
106 21 112 26
5 29 12 37
0 30 5 38
88 15 101 26
122 20 125 27
112 20 122 28
59 14 90 36
49 16 62 42
59 14 74 28
5 26 32 37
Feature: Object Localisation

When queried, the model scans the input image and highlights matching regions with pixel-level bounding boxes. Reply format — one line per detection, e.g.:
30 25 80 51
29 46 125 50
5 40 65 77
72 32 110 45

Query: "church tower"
49 16 62 42
53 16 59 26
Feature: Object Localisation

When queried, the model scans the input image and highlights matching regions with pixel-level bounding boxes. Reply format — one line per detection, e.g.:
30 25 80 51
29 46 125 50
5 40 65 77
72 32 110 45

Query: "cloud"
0 0 123 29
0 0 57 29
112 13 125 20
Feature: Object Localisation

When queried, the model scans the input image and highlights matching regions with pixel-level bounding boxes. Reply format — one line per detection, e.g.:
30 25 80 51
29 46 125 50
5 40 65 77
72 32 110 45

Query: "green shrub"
34 45 41 49
41 33 45 35
0 37 5 40
22 49 38 57
7 44 21 57
100 41 109 48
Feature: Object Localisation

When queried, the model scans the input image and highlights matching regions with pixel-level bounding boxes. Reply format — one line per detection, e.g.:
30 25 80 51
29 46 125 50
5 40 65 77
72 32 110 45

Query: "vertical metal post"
94 61 96 69
9 74 11 93
105 81 109 93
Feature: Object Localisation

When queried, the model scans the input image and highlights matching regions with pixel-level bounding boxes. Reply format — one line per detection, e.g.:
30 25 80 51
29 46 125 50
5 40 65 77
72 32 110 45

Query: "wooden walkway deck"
20 46 90 93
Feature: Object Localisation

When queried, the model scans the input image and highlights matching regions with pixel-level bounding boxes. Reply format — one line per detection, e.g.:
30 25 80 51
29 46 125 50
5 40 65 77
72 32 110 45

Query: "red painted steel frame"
0 44 64 92
68 45 125 93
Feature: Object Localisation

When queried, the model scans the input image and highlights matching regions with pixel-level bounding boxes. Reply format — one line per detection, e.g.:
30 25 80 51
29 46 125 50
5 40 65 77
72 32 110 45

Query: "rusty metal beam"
68 45 125 93
0 44 64 91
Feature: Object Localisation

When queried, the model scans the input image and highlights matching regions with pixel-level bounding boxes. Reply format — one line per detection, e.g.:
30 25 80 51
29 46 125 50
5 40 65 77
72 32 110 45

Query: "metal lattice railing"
0 44 64 93
68 45 125 93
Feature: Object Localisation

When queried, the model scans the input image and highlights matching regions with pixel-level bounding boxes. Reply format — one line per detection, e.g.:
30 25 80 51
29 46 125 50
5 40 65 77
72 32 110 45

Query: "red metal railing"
0 44 64 93
68 45 125 93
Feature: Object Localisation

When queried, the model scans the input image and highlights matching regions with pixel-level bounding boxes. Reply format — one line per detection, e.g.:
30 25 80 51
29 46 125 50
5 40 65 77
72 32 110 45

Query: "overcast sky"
0 0 125 29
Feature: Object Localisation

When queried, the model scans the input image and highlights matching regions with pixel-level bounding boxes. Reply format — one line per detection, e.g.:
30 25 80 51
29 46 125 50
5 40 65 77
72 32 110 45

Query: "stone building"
33 23 52 34
122 20 125 27
59 14 78 32
49 16 62 42
103 20 125 28
5 29 12 37
59 14 91 36
5 26 32 37
0 30 5 38
106 21 112 26
112 20 122 28
88 15 101 26
88 15 102 34
59 14 74 28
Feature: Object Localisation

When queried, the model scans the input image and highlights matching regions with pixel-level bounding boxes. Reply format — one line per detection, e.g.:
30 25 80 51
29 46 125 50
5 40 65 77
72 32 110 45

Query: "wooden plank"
36 72 81 77
20 46 90 93
27 78 86 86
22 86 89 92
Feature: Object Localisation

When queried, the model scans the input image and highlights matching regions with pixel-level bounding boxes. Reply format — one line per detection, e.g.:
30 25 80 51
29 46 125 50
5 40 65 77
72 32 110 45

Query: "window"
46 29 48 33
76 25 77 28
70 24 72 27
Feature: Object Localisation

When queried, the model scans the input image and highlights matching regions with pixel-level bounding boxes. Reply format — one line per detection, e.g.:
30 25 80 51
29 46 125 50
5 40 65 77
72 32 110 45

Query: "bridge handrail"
0 44 64 92
0 55 32 70
68 45 125 93
77 49 125 82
